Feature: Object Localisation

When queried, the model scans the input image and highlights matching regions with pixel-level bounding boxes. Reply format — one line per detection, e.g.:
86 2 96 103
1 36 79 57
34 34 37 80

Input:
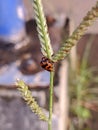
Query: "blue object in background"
0 0 26 43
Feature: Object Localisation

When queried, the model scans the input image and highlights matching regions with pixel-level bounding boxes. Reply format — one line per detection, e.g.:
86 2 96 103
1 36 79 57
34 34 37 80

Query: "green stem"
81 35 95 70
77 84 82 129
48 71 54 130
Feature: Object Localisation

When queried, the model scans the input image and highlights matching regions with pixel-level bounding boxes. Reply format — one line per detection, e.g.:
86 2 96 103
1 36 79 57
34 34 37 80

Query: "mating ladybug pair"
40 57 54 72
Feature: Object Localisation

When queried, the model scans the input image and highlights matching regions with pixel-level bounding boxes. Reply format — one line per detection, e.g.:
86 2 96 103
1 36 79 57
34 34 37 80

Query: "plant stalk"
77 84 82 129
48 71 54 130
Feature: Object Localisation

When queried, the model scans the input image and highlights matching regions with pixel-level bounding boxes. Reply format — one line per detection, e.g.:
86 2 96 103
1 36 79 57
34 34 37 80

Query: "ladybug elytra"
40 57 54 71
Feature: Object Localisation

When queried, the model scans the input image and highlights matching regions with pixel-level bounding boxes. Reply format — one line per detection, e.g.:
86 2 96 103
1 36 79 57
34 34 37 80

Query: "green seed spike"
33 0 53 59
52 2 98 62
16 80 48 121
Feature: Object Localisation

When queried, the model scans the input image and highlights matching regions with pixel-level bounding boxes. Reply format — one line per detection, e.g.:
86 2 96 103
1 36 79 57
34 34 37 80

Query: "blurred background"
0 0 98 130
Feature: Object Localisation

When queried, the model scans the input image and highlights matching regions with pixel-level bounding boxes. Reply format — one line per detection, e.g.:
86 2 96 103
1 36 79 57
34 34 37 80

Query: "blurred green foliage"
69 35 98 130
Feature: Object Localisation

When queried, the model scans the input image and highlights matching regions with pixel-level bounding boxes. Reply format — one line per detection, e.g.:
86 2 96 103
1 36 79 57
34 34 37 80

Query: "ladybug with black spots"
40 57 54 72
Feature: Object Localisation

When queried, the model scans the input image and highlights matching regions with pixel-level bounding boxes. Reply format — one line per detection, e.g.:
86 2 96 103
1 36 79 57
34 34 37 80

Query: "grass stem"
48 71 54 130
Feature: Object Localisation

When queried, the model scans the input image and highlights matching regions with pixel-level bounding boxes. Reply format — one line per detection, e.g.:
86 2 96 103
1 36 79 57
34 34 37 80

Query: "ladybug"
40 57 54 71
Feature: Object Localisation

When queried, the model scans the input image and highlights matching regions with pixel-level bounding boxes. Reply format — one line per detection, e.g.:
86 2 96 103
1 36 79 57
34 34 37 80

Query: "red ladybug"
40 57 54 71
